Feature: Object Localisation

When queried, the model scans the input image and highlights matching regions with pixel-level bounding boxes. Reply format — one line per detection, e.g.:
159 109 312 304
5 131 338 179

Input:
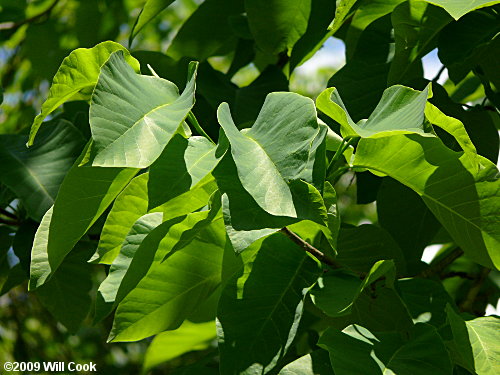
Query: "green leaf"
389 1 452 84
94 212 163 323
311 260 396 317
90 51 198 168
354 134 500 269
167 0 244 61
217 233 321 375
91 173 149 264
317 84 431 138
245 0 311 54
218 92 326 217
143 320 216 372
278 350 334 375
424 0 500 20
0 120 85 221
446 306 500 374
109 215 226 342
328 0 358 33
34 241 94 333
29 144 138 289
29 41 139 146
319 323 453 375
129 0 176 45
148 135 219 209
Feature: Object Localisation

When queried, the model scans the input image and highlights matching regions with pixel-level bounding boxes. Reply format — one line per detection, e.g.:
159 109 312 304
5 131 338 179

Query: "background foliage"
0 0 499 374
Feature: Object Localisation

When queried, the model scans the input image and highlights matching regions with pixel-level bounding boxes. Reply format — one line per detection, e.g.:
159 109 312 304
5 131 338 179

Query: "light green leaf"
90 51 198 168
109 215 226 342
317 84 431 138
311 260 396 317
92 173 150 264
319 323 453 375
446 306 500 374
424 0 500 20
389 1 452 84
278 350 334 375
328 0 358 33
217 233 321 375
29 41 139 145
29 144 138 289
354 134 500 269
94 212 163 323
148 135 219 209
143 320 216 372
0 120 85 221
245 0 311 54
130 0 176 45
167 0 244 61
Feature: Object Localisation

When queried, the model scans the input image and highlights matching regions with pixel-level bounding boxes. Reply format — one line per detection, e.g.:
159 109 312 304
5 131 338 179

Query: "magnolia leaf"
29 41 139 145
0 120 85 221
129 0 176 45
354 134 500 269
424 0 500 20
90 51 198 168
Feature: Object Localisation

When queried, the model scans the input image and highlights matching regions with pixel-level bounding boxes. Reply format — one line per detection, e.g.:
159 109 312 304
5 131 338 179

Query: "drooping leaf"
0 120 85 221
167 0 244 61
319 323 453 375
217 233 322 375
424 0 500 20
244 0 312 54
354 134 500 269
29 41 139 145
143 320 216 372
89 51 198 168
129 0 176 45
29 144 138 289
148 135 219 209
389 1 451 84
109 215 226 342
94 212 163 323
446 306 500 374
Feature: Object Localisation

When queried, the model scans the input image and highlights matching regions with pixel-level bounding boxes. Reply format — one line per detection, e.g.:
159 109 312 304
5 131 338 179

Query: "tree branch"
0 207 17 220
0 0 61 31
460 267 490 313
418 247 464 278
280 227 342 268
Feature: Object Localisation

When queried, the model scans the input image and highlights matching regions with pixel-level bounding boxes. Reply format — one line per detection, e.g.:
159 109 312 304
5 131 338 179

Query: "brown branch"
280 227 342 268
418 247 464 278
0 0 61 31
460 267 490 313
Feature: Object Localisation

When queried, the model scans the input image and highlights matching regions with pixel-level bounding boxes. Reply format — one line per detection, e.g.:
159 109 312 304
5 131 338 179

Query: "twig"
440 271 474 280
460 267 490 313
280 227 341 268
0 0 61 31
418 247 464 278
432 65 446 83
0 207 17 220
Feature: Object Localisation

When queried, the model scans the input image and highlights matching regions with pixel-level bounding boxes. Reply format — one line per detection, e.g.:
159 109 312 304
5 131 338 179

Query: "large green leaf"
92 173 150 264
319 323 453 375
446 306 500 374
0 120 85 221
389 1 451 84
354 134 500 269
218 92 326 217
424 0 500 20
29 41 139 145
148 135 219 209
90 51 198 168
29 144 138 289
311 260 396 318
217 233 321 375
34 241 94 333
167 0 244 60
143 320 216 372
109 215 226 342
245 0 311 54
317 84 431 138
129 0 176 45
94 212 163 323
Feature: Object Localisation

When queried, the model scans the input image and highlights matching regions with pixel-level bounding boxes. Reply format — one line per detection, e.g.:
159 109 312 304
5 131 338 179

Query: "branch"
0 207 17 220
432 65 446 83
418 247 464 278
0 0 60 31
280 227 342 268
460 267 490 313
